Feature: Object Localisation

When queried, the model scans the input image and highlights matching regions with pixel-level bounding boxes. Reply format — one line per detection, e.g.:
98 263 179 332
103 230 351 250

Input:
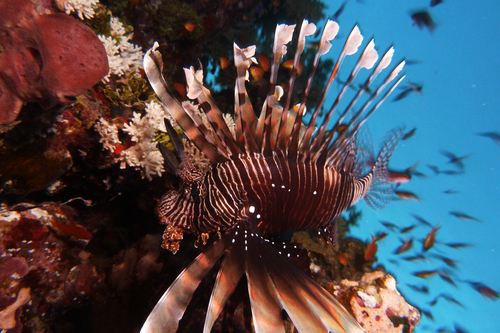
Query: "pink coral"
337 272 421 333
0 0 108 124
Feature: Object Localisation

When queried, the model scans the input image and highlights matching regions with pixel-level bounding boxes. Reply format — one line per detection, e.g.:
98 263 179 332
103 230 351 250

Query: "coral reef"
0 0 422 331
0 0 108 124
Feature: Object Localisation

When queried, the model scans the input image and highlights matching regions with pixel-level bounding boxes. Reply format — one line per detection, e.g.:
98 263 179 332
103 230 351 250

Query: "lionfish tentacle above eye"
142 18 405 333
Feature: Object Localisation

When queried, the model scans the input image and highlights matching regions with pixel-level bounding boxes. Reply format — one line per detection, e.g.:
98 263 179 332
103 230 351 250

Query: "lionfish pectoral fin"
364 127 404 210
241 224 363 333
203 239 245 333
140 238 227 333
257 243 363 332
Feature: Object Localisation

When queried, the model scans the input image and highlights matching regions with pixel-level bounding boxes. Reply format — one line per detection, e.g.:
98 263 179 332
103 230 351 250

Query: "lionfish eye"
190 186 200 197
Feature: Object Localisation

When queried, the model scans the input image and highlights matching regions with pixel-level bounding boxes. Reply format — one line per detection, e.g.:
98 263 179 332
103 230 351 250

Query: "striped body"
158 152 372 236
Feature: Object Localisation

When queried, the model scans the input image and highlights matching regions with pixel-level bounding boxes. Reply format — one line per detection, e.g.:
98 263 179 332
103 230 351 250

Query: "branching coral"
98 17 144 82
64 0 100 20
96 100 170 180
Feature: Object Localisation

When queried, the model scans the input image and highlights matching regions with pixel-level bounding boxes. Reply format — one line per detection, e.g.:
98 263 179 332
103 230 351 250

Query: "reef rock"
0 0 108 124
337 271 420 333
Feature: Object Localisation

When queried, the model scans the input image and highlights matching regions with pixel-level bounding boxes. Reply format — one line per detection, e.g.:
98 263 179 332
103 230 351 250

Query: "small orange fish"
395 238 413 254
444 242 474 250
423 225 440 251
250 66 265 82
402 254 426 262
364 236 378 261
401 224 418 233
430 254 459 268
305 41 320 49
337 124 348 133
282 59 294 69
375 232 388 241
173 83 187 99
219 57 230 70
387 170 411 184
465 281 499 300
338 253 348 266
49 219 93 241
414 270 439 279
282 59 304 76
395 190 420 202
257 54 270 72
407 284 429 294
449 211 482 223
184 23 195 32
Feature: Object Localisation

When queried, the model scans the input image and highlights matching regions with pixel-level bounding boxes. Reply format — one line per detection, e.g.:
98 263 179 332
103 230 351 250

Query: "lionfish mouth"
141 19 405 333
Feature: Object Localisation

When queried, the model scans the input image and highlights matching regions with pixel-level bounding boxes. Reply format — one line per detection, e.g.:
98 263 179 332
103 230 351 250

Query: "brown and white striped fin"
310 39 378 159
326 62 406 167
316 47 396 164
203 238 244 333
183 66 241 157
298 25 363 159
276 20 317 152
144 43 224 164
140 237 227 333
246 224 364 333
141 221 364 333
287 20 339 159
233 43 259 153
262 24 296 156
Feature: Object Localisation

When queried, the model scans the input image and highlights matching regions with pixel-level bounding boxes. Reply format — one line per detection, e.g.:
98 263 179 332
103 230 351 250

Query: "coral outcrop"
337 271 421 333
0 0 108 124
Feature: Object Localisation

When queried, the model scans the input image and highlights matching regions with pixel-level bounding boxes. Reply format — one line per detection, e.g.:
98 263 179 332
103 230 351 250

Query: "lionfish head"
155 126 209 253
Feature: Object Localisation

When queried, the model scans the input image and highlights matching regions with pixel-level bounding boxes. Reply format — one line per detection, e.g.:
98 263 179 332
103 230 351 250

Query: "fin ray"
140 239 227 333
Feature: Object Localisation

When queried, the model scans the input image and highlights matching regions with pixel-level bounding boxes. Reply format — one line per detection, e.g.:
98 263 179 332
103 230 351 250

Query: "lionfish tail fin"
142 223 363 333
364 128 404 210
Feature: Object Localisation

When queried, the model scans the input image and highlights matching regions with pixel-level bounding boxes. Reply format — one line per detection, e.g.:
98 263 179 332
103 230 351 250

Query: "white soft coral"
96 101 170 180
94 118 120 152
98 17 144 82
65 0 99 20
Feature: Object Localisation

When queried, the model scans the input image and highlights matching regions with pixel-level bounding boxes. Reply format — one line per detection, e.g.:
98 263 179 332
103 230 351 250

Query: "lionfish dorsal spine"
233 43 260 154
309 38 378 161
258 23 296 156
324 61 405 168
297 25 363 160
183 66 238 153
277 20 317 151
144 43 223 163
324 46 395 147
287 20 339 158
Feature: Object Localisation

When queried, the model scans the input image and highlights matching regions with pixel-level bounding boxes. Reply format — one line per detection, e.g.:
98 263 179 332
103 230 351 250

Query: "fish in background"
141 19 405 333
411 10 436 32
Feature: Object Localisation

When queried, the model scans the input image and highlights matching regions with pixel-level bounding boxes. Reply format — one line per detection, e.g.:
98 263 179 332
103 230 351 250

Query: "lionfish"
142 19 405 333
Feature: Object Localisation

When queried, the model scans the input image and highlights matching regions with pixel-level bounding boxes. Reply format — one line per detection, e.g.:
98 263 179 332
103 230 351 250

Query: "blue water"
318 1 500 331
